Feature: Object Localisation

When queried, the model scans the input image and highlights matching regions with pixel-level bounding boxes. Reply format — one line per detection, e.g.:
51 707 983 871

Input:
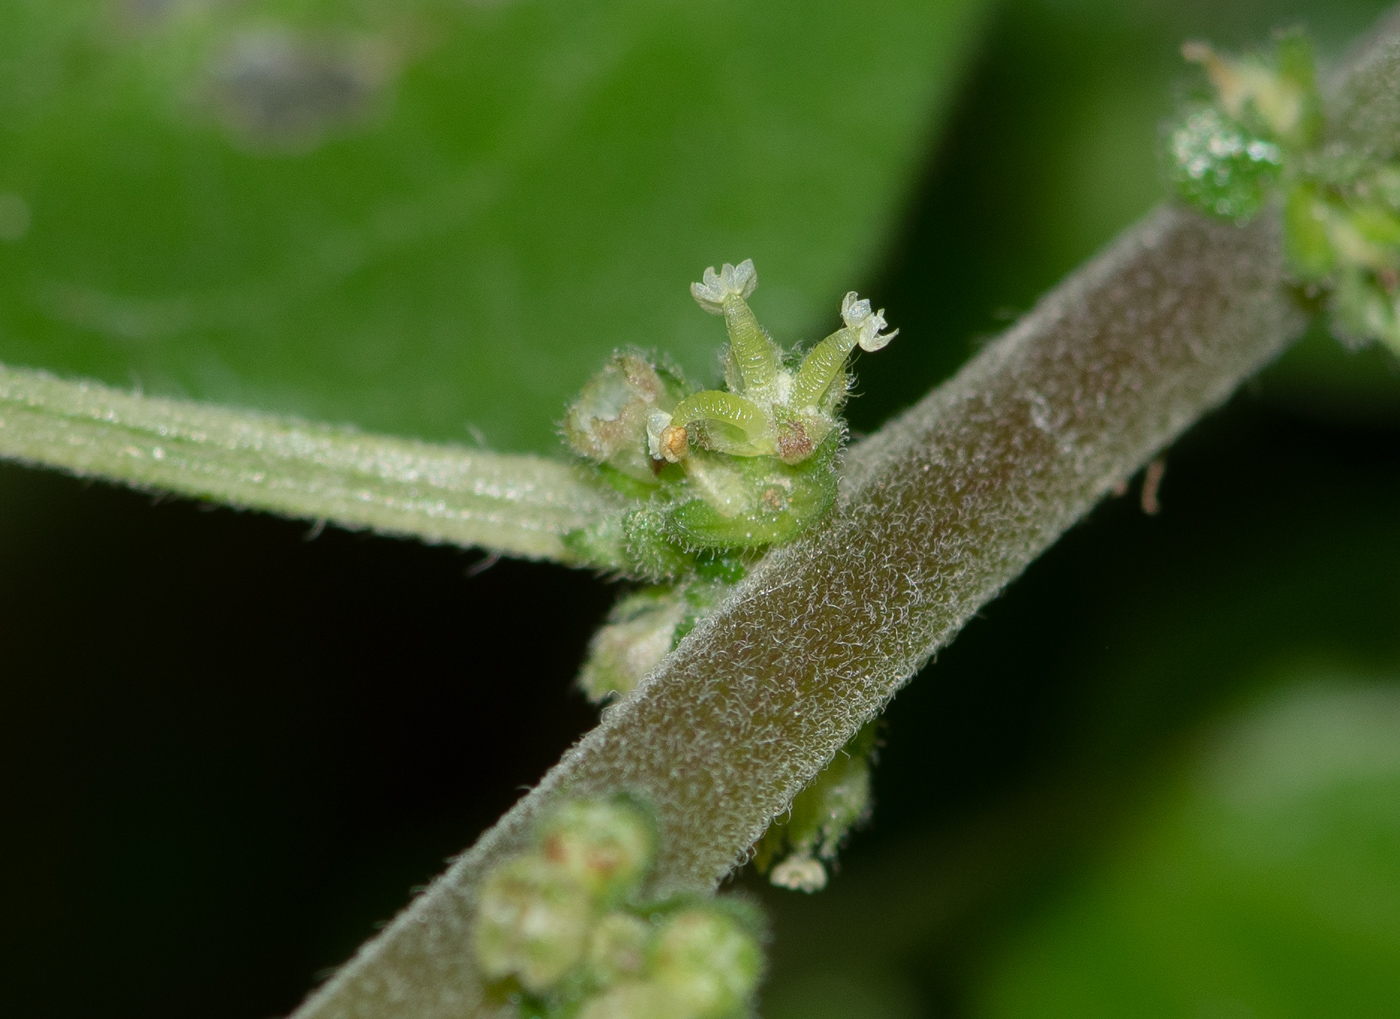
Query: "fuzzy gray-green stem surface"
294 207 1303 1018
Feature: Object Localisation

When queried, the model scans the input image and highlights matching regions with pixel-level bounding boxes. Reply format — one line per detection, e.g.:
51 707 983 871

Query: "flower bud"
651 907 764 1019
578 586 688 703
474 855 593 993
575 980 672 1019
769 853 827 893
540 798 657 902
564 353 683 482
584 911 654 986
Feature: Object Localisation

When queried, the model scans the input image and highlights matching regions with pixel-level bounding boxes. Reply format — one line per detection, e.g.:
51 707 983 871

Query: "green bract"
1172 33 1400 355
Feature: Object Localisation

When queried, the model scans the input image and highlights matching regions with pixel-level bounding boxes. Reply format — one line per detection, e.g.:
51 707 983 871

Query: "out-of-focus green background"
2 1 1398 1017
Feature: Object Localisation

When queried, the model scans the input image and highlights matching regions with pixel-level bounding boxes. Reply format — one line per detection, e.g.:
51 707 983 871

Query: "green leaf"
973 681 1400 1019
0 0 989 455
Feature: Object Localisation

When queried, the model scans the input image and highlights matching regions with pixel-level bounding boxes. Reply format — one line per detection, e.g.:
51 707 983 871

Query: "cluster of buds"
751 720 879 894
1172 33 1400 355
561 259 896 580
475 797 765 1019
1170 34 1319 222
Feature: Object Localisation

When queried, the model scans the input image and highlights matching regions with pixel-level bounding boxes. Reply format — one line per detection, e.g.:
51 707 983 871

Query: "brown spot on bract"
776 420 813 463
659 425 689 463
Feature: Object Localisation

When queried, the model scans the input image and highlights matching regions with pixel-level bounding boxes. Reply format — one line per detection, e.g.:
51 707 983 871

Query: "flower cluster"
561 259 896 581
1172 33 1400 354
475 797 765 1019
557 264 896 892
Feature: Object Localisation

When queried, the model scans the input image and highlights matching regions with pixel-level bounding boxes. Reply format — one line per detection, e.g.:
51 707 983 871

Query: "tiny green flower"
474 855 594 993
650 906 764 1019
540 798 657 902
1174 31 1400 356
583 911 654 987
562 260 895 580
752 719 878 892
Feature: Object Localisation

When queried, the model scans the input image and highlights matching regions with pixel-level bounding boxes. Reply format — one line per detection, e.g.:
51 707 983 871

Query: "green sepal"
1271 30 1324 149
1349 202 1400 253
665 438 839 551
693 549 748 585
622 505 697 580
562 515 634 574
1333 269 1400 353
594 463 661 499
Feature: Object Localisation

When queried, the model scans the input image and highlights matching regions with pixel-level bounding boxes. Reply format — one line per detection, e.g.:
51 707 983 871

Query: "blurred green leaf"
0 0 989 454
972 681 1400 1019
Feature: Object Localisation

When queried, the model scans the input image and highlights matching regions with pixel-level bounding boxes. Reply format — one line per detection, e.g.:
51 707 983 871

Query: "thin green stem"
0 363 625 563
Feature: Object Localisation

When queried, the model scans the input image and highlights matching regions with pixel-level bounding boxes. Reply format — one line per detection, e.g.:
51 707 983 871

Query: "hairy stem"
293 202 1303 1019
0 364 624 563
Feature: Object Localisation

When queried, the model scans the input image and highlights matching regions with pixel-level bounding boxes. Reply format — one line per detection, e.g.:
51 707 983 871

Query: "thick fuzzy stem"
293 204 1304 1019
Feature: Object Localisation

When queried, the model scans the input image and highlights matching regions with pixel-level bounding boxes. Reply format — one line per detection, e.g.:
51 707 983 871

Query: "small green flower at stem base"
578 586 689 702
649 906 765 1019
752 719 879 892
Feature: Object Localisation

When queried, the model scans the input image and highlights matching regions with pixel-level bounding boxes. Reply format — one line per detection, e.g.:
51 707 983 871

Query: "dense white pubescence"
290 17 1400 1019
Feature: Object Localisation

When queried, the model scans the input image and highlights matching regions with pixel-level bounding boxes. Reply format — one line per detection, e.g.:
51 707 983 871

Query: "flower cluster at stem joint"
475 797 765 1019
1171 32 1400 353
559 263 890 893
561 259 896 584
